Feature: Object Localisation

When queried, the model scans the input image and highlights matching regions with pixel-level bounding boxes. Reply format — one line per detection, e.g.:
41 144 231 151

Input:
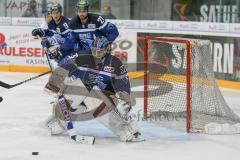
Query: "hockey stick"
0 36 54 89
57 95 95 144
0 71 51 89
34 35 54 71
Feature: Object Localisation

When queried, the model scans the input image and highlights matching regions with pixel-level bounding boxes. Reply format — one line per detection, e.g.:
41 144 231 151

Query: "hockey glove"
32 28 45 37
48 45 63 62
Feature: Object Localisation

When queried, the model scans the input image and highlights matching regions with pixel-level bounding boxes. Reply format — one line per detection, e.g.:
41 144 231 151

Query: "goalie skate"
126 132 145 142
45 117 95 144
71 135 95 145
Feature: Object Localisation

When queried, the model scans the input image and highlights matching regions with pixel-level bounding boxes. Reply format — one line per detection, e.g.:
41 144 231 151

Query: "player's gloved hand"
48 45 63 62
32 28 45 37
115 92 132 119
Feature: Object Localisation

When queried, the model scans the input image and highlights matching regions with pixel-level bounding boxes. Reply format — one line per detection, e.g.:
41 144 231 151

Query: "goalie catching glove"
47 43 63 62
32 28 63 62
43 38 64 62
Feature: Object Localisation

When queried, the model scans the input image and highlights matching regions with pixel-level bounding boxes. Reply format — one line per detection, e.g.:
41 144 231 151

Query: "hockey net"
143 36 240 134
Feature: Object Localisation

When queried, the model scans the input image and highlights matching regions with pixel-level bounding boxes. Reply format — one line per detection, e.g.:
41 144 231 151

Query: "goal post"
143 36 240 134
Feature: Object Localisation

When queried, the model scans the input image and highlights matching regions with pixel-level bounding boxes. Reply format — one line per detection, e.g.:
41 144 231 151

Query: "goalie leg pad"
53 86 115 122
45 115 66 135
44 67 69 96
47 96 95 144
45 104 67 135
97 109 144 142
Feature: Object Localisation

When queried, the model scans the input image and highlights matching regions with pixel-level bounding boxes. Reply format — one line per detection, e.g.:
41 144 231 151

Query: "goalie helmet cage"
143 36 240 133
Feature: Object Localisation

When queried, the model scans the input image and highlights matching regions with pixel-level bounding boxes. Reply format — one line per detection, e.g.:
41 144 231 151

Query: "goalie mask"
92 37 111 59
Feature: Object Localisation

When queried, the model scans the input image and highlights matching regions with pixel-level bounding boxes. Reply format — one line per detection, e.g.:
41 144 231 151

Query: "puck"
32 152 39 155
0 97 2 102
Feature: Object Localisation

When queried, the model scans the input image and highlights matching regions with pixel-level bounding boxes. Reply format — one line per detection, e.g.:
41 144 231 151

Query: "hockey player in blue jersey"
67 0 119 42
47 3 70 34
33 3 70 71
44 36 145 143
32 0 118 61
33 0 118 50
36 33 92 62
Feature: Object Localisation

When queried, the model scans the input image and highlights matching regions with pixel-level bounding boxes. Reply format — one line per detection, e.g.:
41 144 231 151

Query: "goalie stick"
0 71 51 89
57 95 95 144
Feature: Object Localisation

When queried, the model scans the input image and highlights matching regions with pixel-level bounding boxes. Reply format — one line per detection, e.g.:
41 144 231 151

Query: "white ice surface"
0 72 240 160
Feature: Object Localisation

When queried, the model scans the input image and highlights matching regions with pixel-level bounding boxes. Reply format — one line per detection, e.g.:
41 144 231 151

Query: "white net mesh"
145 37 240 133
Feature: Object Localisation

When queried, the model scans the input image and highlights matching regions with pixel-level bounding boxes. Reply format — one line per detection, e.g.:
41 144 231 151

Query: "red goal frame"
143 36 192 133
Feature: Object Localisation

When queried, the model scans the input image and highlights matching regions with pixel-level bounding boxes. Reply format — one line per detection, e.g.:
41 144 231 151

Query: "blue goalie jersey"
60 53 130 95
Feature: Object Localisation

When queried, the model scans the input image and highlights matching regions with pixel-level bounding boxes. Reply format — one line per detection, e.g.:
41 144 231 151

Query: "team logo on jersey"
103 66 115 73
88 24 96 29
89 73 103 82
79 33 92 39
